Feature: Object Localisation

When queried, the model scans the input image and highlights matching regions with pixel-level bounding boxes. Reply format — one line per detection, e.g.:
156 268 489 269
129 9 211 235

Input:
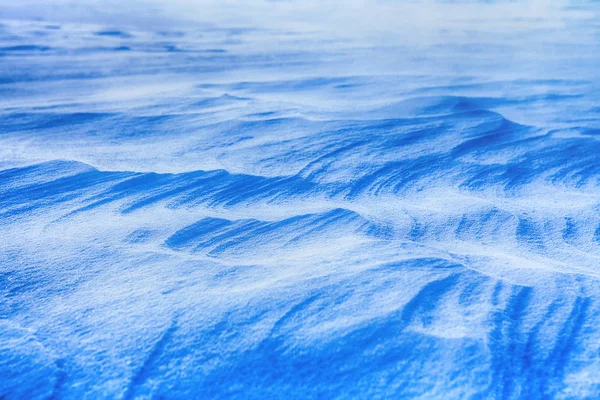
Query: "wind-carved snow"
1 1 600 399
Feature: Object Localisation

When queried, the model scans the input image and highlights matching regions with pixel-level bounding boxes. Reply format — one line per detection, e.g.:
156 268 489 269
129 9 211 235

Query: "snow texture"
1 1 600 398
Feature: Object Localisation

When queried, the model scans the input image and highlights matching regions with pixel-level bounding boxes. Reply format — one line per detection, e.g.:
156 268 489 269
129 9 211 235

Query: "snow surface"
1 1 600 398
